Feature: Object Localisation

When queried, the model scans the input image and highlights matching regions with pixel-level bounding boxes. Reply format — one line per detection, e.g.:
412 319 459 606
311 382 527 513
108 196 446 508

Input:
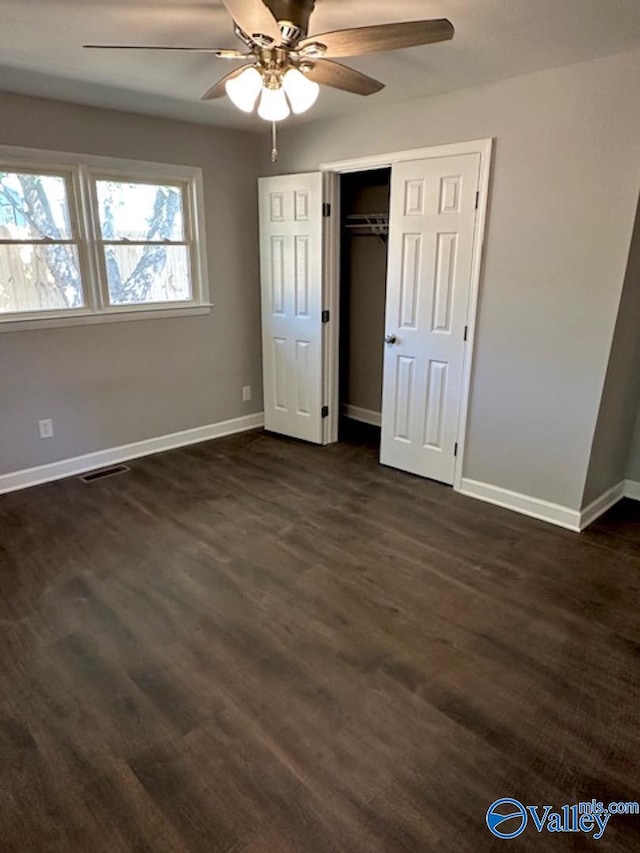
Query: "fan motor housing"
264 0 316 38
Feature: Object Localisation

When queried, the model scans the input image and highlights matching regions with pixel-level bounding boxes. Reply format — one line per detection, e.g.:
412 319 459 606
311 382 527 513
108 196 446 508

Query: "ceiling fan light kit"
282 68 320 114
84 0 454 155
225 65 263 112
257 84 291 121
226 61 319 120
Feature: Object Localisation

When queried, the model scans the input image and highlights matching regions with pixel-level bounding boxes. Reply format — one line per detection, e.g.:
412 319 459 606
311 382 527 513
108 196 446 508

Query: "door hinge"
475 191 480 210
463 325 468 342
321 406 329 418
322 310 330 323
323 202 331 218
454 442 458 457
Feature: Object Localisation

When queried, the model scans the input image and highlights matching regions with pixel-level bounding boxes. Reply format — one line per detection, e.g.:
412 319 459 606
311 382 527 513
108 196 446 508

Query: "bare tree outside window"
0 171 83 313
0 155 204 323
95 180 192 306
0 173 194 314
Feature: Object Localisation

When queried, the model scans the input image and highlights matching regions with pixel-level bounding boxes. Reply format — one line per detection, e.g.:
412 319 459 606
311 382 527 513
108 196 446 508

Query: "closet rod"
343 213 389 240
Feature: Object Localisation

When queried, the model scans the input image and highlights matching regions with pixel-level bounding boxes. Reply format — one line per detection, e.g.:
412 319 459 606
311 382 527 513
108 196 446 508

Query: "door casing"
321 139 493 492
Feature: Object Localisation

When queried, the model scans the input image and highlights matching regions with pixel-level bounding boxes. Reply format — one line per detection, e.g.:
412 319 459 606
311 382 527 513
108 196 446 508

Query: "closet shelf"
343 212 389 238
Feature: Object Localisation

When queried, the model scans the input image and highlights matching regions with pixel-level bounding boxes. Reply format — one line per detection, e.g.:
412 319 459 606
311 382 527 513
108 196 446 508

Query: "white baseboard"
624 479 640 501
459 477 581 532
460 477 632 532
579 481 625 530
0 412 265 496
341 404 382 428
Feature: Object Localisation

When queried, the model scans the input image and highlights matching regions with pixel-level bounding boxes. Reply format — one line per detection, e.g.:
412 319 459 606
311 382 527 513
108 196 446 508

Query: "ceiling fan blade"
84 45 247 56
301 18 454 58
201 64 253 100
221 0 281 42
304 60 384 96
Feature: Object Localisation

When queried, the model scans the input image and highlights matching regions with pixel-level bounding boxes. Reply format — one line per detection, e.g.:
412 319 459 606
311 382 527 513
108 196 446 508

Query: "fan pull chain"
271 122 279 163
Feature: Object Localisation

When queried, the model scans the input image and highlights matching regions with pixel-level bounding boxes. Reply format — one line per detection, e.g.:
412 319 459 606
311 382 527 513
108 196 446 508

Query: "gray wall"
583 195 640 505
0 90 263 476
627 406 640 482
341 174 389 414
264 48 640 510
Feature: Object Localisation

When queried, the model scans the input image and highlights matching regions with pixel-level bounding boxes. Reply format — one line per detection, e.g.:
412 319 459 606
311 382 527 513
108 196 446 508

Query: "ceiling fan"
85 0 454 125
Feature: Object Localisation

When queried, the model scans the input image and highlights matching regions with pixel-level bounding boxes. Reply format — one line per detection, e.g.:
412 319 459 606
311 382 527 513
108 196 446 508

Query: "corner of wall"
581 192 640 511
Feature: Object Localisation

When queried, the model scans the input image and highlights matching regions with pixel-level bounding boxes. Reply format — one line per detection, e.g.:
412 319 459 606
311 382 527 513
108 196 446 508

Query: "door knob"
385 333 397 345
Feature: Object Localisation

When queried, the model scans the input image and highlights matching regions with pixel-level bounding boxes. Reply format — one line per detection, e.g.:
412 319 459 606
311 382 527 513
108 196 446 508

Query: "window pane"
104 244 192 306
96 180 185 242
0 172 74 241
0 244 84 313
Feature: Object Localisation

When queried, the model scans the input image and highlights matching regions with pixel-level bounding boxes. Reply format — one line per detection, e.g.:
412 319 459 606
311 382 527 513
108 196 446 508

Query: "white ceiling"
1 0 640 131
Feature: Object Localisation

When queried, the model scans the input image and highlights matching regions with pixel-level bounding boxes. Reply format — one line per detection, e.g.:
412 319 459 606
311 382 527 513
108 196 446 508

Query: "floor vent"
80 465 130 483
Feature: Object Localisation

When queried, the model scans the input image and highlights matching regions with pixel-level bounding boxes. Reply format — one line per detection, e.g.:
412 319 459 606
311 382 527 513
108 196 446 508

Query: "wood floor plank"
0 425 639 851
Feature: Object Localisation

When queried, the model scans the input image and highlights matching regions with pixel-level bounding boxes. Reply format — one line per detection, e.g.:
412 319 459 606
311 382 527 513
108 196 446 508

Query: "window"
0 148 208 329
94 179 194 308
0 170 84 314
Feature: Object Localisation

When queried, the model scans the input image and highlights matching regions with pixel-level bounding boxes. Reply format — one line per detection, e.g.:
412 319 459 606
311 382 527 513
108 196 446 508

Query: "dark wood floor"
1 424 639 852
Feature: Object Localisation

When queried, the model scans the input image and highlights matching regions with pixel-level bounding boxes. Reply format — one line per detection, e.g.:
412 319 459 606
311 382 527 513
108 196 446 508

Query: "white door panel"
259 173 324 443
381 154 481 484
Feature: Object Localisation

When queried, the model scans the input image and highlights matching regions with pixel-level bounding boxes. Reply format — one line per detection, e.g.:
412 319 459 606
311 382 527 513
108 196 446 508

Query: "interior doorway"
257 139 492 491
338 168 391 448
323 139 492 489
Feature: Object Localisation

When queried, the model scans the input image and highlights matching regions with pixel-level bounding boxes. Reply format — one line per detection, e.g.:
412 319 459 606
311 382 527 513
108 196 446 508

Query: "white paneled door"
380 154 481 484
258 173 324 443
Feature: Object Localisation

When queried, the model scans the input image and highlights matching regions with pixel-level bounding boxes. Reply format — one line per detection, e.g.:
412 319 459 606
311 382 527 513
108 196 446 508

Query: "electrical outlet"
242 385 252 402
39 418 54 439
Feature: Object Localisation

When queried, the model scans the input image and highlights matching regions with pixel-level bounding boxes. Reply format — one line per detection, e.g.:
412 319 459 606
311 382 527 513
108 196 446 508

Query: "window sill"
0 304 213 333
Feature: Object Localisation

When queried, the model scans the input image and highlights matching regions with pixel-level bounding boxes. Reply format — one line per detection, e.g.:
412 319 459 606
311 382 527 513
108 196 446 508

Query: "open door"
380 153 481 484
258 173 324 443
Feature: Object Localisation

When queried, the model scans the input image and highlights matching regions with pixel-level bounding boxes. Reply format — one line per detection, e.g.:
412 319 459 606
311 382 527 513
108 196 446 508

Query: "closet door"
258 174 325 443
380 154 480 484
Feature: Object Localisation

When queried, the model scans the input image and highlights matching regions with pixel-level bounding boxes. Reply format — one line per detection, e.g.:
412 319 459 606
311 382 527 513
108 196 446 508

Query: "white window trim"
0 144 211 333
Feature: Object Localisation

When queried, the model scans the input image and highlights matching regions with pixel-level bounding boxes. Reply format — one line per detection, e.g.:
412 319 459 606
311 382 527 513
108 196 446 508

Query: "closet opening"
338 168 391 449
